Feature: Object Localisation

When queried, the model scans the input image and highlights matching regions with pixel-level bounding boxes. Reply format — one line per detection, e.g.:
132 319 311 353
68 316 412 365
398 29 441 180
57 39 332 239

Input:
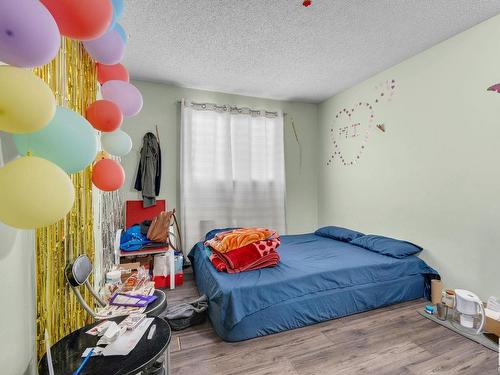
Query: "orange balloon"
96 63 129 84
86 100 123 132
40 0 113 41
92 159 124 191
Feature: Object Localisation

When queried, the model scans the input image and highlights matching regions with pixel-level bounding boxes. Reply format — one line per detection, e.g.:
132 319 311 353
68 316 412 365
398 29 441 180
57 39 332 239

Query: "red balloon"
86 100 123 132
97 63 129 84
40 0 113 41
92 159 124 192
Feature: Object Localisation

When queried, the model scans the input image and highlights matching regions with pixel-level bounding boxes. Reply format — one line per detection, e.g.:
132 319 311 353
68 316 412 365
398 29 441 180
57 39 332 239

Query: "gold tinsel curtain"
34 38 97 360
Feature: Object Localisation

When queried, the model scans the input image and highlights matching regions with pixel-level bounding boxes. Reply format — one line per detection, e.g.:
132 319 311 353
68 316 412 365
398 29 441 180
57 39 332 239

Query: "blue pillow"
314 226 364 242
350 235 422 258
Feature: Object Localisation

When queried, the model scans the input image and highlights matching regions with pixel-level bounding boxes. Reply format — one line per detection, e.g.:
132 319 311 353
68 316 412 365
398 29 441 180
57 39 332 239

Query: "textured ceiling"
121 0 500 103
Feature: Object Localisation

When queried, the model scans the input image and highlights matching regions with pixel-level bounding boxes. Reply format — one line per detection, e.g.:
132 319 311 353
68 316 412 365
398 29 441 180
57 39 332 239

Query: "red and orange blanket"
204 227 280 273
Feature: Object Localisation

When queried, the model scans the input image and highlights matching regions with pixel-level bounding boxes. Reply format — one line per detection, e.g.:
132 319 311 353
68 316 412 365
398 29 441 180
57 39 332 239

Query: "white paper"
86 320 113 336
101 318 154 356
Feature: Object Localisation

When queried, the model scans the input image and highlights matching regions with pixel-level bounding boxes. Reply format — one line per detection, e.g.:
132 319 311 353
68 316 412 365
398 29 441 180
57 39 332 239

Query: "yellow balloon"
0 66 56 134
0 156 75 229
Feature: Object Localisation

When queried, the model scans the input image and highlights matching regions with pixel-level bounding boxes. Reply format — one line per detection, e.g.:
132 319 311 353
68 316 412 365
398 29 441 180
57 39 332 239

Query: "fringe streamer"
33 38 97 360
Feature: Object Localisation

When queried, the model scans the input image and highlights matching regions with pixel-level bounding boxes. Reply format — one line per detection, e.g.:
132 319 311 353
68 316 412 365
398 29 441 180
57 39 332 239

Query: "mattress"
189 232 438 341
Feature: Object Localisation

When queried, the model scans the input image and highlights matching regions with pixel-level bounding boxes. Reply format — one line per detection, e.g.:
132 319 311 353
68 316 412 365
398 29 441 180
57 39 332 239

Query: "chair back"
65 255 105 318
65 255 92 287
125 200 166 229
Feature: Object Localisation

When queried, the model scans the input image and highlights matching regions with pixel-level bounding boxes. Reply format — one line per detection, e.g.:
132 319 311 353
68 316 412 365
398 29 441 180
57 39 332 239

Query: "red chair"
114 200 176 289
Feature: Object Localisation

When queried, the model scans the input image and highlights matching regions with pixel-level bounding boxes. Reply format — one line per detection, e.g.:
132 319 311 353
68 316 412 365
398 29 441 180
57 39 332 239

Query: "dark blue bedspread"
189 232 438 340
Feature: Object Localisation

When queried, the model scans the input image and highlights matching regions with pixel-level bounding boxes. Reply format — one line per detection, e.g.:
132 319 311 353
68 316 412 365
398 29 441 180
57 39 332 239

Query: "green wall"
318 15 500 299
121 82 319 236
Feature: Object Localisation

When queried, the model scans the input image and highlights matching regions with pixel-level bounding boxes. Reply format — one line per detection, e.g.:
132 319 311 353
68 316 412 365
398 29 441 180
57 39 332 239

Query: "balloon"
0 155 75 229
96 63 129 84
86 100 122 132
13 107 98 174
101 129 132 156
112 0 124 19
92 158 124 191
0 0 60 68
109 0 125 31
101 81 143 117
114 23 127 44
82 28 125 65
40 0 112 41
0 66 56 134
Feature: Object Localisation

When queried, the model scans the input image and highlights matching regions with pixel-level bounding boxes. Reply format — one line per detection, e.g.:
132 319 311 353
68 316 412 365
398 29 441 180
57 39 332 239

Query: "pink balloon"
101 80 143 117
82 28 124 65
0 0 61 68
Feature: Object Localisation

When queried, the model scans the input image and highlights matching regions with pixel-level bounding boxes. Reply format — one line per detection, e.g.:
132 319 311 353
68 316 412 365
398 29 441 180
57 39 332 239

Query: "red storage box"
153 273 184 289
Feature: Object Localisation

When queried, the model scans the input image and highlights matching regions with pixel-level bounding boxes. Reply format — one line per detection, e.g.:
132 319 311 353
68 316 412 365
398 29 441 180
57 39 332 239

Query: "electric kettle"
451 289 485 335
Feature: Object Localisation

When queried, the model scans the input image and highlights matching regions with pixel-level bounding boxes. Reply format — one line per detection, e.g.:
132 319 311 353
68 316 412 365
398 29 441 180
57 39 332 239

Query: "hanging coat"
134 132 162 207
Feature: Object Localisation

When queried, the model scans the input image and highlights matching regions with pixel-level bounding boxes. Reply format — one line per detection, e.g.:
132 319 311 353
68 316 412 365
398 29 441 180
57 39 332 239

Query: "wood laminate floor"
165 269 498 375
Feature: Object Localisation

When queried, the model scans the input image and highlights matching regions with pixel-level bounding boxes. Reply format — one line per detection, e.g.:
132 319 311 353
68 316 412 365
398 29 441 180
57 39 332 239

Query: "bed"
188 230 439 341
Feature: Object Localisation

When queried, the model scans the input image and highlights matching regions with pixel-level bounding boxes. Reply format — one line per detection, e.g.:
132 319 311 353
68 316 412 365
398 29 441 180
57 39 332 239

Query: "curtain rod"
177 100 287 117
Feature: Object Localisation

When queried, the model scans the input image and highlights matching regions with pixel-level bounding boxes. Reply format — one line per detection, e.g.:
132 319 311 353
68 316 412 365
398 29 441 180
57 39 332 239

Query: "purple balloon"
0 0 60 68
83 28 125 65
101 80 143 117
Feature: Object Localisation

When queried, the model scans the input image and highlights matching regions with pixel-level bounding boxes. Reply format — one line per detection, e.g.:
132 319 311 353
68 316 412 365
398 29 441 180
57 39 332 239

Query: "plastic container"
153 273 184 289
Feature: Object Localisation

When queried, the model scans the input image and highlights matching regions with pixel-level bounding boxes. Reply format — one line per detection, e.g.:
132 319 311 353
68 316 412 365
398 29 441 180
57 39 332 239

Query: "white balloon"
101 129 132 156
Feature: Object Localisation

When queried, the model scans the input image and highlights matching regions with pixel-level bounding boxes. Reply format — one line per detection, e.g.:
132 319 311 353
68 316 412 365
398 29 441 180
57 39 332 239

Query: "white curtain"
181 101 286 250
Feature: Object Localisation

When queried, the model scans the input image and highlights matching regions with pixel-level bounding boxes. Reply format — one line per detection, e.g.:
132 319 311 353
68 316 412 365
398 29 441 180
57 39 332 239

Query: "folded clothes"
204 227 275 254
208 235 281 273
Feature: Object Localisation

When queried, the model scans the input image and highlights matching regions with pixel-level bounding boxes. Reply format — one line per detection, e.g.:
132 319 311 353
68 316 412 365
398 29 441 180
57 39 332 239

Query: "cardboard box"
485 316 500 337
117 262 140 283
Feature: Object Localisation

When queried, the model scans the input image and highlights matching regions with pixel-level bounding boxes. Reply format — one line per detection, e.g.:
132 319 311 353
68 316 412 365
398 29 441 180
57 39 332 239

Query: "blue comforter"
189 232 438 335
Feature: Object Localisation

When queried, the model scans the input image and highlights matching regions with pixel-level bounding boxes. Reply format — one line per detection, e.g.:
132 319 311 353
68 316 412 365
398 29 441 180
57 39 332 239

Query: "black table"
38 316 171 375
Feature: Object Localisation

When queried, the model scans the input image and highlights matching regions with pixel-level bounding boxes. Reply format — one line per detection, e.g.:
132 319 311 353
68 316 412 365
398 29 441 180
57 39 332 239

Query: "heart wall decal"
326 79 397 167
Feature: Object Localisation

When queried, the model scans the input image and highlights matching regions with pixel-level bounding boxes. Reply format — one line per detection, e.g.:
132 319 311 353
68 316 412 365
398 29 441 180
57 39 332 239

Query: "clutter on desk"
82 315 154 357
96 267 155 319
120 313 147 330
96 321 125 346
110 293 157 308
102 318 154 356
106 270 122 284
86 320 114 336
117 262 141 282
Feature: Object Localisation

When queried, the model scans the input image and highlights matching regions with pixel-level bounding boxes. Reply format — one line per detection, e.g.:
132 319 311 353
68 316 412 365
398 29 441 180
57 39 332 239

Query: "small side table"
38 316 171 375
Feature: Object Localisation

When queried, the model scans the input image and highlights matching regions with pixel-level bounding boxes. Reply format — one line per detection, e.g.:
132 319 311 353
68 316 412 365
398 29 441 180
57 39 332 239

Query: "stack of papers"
83 316 154 357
